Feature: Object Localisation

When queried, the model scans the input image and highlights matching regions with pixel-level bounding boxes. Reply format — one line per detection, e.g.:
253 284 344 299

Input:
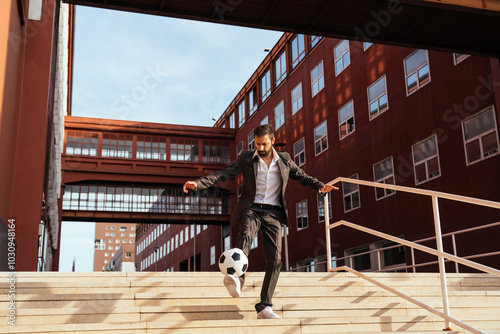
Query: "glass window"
368 75 388 119
291 82 303 114
248 130 255 151
314 121 328 156
373 157 396 200
412 135 440 185
238 100 246 127
345 244 371 271
311 61 325 97
291 34 305 69
170 138 198 162
274 101 285 130
334 40 350 76
339 101 355 139
237 141 244 157
462 107 499 165
260 116 268 125
296 200 308 230
229 113 235 129
275 51 287 86
251 236 258 250
294 138 305 167
102 134 133 158
404 49 430 95
318 193 332 223
454 53 470 65
364 42 373 50
65 131 98 156
210 245 216 265
202 140 230 163
261 69 272 102
249 87 258 115
310 35 321 48
343 175 360 212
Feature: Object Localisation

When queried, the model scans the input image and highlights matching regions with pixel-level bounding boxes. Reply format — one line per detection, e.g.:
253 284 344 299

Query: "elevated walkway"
1 271 499 333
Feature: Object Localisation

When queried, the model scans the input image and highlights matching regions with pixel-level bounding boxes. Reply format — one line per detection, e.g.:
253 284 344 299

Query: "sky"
59 5 283 271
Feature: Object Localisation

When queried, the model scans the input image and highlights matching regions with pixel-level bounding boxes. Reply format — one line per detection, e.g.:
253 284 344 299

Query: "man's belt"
251 203 282 210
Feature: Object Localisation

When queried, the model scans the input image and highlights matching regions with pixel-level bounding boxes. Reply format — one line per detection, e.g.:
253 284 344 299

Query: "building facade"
94 222 137 271
213 33 500 273
104 243 136 272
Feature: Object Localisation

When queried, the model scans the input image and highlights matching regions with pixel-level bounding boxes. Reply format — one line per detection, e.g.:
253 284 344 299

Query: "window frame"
343 174 361 213
334 40 350 76
453 53 470 65
318 192 332 223
311 60 325 97
261 69 272 102
238 100 246 127
274 100 285 130
275 51 287 87
290 34 306 69
404 49 431 96
237 141 244 157
294 137 306 167
248 130 255 151
373 156 396 201
461 106 500 166
296 199 309 231
338 100 355 140
314 121 328 156
367 75 389 120
412 134 441 185
291 82 303 115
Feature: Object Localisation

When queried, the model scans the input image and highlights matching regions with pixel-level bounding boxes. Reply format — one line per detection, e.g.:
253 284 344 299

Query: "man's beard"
258 148 272 158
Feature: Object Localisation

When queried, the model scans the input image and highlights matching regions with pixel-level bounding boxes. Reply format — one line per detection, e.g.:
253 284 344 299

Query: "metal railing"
324 177 500 334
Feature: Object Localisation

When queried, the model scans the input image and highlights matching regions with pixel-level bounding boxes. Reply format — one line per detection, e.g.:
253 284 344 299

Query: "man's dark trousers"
236 205 284 313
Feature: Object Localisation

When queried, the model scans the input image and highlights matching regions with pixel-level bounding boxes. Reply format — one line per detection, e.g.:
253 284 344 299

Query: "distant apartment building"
94 223 136 271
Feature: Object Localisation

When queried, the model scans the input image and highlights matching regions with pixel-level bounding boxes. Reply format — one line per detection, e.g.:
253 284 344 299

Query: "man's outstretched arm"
183 158 243 193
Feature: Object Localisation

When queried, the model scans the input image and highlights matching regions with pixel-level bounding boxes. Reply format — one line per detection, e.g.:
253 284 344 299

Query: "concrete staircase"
1 271 499 333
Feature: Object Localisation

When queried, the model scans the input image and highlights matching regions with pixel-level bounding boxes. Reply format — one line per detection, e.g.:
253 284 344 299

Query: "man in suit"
183 124 337 319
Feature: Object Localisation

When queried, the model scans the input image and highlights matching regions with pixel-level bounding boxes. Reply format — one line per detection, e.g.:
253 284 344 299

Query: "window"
261 69 272 102
294 138 305 166
229 113 235 129
412 135 441 185
274 101 285 130
249 87 258 115
345 244 371 271
334 40 350 75
275 51 287 86
260 116 268 125
314 121 328 156
224 235 230 251
310 35 321 48
210 246 216 265
364 42 373 50
65 131 98 156
290 34 305 68
343 175 360 212
202 140 230 163
137 136 167 160
339 101 355 139
291 82 303 114
248 131 255 151
237 141 244 157
296 200 308 230
170 138 198 162
368 75 388 119
373 157 395 200
102 134 133 158
462 107 499 165
454 53 470 65
404 49 430 95
185 226 189 242
238 100 246 127
237 184 243 198
318 193 332 223
251 236 258 250
311 61 325 97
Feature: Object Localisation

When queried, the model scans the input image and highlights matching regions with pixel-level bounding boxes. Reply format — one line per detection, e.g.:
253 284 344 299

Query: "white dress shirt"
253 148 282 206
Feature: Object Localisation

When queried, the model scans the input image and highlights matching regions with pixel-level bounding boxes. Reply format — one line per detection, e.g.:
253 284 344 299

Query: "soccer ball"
219 248 248 277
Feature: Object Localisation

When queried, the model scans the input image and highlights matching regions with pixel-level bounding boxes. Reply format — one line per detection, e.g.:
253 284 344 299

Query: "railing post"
431 195 452 331
451 234 459 273
324 193 332 271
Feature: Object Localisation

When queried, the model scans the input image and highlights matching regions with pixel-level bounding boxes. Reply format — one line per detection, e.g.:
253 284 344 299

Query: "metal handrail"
324 177 500 333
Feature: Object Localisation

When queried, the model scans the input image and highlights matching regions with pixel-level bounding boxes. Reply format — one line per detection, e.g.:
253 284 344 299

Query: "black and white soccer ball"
219 248 248 277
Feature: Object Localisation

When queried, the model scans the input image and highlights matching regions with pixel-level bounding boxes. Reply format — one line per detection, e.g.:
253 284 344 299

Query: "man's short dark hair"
254 124 275 139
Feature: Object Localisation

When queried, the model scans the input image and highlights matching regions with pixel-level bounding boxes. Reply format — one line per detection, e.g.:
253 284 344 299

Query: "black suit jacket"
194 150 325 228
